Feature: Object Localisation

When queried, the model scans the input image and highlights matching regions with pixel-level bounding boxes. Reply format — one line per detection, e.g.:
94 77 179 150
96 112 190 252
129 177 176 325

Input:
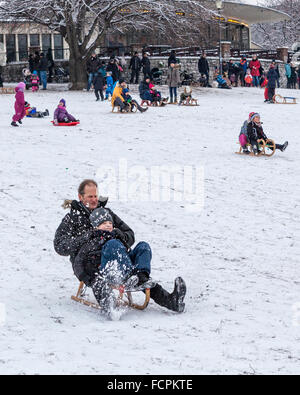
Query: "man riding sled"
54 179 187 319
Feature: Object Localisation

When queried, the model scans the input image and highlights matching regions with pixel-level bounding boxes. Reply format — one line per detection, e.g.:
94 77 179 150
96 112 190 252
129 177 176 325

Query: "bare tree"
0 0 216 89
253 0 300 49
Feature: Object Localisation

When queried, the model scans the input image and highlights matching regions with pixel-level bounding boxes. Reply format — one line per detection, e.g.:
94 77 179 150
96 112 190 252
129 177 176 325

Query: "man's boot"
150 277 186 313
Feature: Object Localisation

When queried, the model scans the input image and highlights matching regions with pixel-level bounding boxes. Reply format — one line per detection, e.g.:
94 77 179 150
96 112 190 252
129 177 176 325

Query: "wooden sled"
112 102 137 113
274 94 297 104
236 138 276 157
140 100 167 107
180 98 199 106
0 87 15 94
71 281 151 311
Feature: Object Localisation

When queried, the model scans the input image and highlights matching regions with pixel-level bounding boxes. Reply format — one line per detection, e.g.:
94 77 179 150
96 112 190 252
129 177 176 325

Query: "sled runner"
274 94 297 104
51 121 80 126
112 102 137 113
71 280 153 311
141 99 168 107
0 87 15 94
180 99 199 106
236 138 276 157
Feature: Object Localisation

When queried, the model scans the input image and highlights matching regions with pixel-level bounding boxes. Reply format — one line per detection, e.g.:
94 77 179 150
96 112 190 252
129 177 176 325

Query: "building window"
54 34 63 59
6 34 16 63
18 34 28 61
42 34 51 52
30 34 40 48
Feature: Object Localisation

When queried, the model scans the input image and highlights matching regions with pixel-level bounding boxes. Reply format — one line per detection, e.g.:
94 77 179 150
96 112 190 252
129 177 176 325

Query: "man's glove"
111 228 127 243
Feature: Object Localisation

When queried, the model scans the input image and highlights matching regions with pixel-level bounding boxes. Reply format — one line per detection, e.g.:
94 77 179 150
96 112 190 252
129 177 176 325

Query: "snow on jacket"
14 87 26 120
53 105 76 123
54 199 135 280
249 59 261 77
166 66 180 87
73 232 115 285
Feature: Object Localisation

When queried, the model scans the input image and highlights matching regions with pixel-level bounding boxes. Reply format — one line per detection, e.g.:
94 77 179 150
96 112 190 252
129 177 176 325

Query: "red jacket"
249 60 261 77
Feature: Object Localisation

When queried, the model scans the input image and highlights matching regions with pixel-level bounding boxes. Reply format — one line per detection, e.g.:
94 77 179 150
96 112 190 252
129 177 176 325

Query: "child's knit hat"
90 208 113 228
59 99 66 106
17 82 26 90
250 112 260 122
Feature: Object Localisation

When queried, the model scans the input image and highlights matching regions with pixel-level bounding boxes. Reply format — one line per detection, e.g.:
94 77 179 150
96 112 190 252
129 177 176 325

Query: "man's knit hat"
90 208 113 228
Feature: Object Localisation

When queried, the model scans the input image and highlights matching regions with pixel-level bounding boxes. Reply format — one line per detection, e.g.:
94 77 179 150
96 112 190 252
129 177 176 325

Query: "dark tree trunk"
68 49 87 90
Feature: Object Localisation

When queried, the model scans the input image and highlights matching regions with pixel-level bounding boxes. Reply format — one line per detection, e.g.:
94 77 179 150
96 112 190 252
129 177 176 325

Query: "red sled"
51 121 80 126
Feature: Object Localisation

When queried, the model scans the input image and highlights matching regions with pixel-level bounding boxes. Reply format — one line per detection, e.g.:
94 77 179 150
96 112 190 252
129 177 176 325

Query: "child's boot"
18 119 22 124
11 121 18 127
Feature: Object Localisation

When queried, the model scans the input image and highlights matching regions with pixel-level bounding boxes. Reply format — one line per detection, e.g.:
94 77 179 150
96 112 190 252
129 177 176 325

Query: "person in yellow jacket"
112 79 148 113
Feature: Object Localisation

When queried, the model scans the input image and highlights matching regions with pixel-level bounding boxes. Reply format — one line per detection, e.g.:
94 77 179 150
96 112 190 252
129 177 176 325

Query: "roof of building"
220 1 291 24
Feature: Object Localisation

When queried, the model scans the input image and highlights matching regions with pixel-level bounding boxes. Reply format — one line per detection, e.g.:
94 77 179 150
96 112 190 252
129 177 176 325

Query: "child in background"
105 72 114 100
11 82 26 127
93 70 105 101
53 99 78 124
31 71 39 92
25 101 49 118
239 112 256 154
244 69 253 87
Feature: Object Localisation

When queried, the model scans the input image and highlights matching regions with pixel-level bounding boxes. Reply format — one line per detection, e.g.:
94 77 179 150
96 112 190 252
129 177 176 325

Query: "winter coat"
53 105 76 123
111 83 125 107
73 233 115 285
31 75 39 87
106 62 119 82
249 59 261 77
166 67 180 87
198 57 209 74
54 199 135 281
14 87 26 120
285 64 291 78
247 121 268 142
139 80 150 96
93 73 104 90
129 55 141 71
38 57 48 72
239 59 248 72
239 120 249 139
141 57 151 74
87 56 101 74
267 68 277 89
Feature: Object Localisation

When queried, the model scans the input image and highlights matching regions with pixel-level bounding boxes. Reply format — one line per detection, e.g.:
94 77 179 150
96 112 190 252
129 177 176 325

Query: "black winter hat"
90 208 113 228
119 78 125 84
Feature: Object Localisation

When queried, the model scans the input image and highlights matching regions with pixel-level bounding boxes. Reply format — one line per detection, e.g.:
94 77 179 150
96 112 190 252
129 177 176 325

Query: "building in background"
0 1 290 64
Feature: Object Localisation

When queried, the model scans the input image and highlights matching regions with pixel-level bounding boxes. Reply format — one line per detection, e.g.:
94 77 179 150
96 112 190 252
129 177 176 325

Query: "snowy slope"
0 85 299 375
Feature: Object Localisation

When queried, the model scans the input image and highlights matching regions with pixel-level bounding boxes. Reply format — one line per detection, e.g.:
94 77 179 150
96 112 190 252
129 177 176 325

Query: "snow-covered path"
0 86 299 374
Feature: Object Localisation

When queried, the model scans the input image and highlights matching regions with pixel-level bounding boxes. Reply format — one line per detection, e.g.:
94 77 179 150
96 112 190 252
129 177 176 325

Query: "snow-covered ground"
0 84 299 375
